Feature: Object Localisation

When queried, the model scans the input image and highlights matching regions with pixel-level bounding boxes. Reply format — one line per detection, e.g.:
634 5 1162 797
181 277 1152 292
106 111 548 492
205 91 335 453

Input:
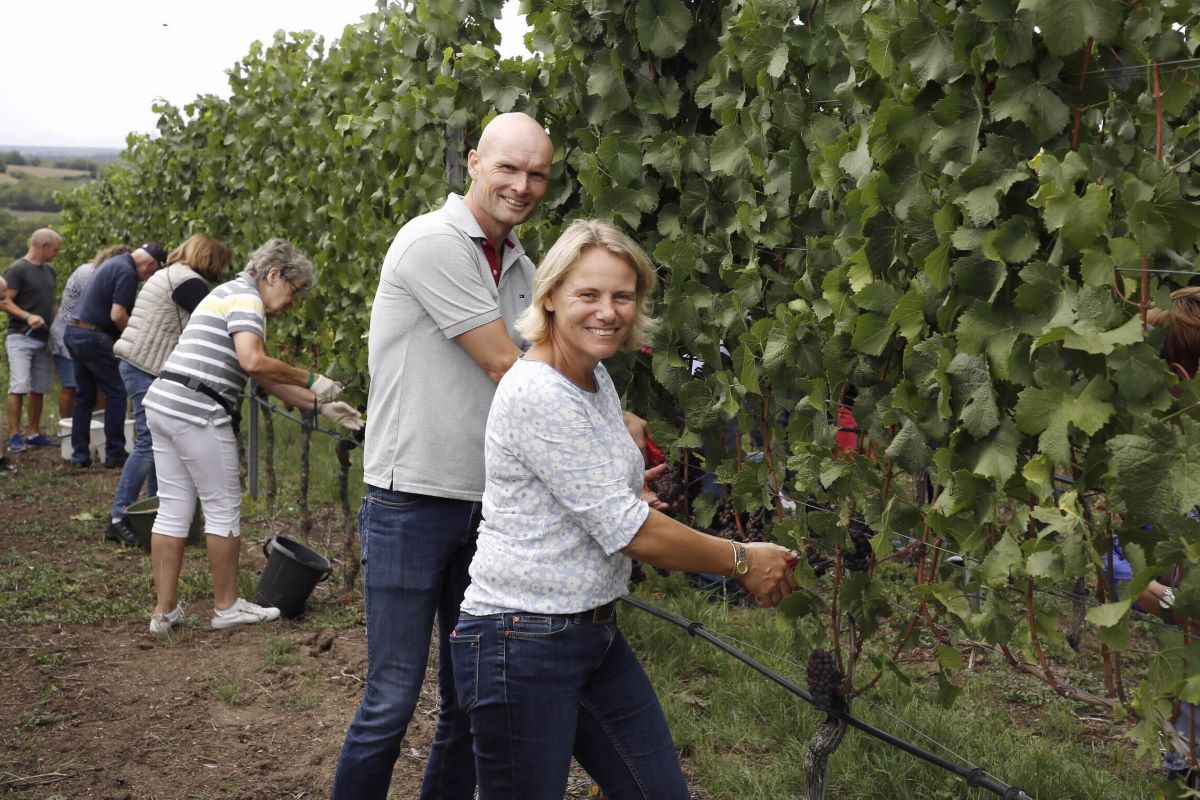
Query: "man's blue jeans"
330 487 480 800
63 326 126 465
112 362 156 519
451 611 689 800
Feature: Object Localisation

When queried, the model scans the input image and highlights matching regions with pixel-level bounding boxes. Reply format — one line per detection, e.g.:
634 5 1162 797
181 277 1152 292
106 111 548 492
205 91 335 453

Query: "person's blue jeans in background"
64 326 126 465
112 361 156 518
451 611 689 800
1165 703 1199 779
329 487 480 800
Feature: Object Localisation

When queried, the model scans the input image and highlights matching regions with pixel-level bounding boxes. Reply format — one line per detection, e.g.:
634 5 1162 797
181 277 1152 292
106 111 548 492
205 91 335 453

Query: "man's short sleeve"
111 266 139 311
395 233 500 339
4 262 25 292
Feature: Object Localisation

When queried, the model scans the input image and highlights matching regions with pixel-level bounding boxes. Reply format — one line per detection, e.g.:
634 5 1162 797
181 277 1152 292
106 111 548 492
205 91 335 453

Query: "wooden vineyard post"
337 437 360 590
298 407 313 539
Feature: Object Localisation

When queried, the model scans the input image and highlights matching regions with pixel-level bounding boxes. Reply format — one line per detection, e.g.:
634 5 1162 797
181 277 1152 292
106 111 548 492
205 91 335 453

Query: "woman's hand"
320 401 364 431
640 464 672 510
311 374 344 403
739 542 798 608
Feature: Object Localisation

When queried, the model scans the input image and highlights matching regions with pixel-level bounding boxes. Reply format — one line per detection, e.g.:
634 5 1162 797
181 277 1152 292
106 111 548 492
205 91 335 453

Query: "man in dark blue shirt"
64 243 165 519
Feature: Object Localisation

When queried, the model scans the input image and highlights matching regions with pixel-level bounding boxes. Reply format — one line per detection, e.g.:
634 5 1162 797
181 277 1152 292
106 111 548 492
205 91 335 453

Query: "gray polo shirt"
363 193 534 500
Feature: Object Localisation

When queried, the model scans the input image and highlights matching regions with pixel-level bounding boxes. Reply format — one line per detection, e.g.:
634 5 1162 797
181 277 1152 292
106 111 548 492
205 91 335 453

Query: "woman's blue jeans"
330 487 480 800
451 611 689 800
112 361 157 519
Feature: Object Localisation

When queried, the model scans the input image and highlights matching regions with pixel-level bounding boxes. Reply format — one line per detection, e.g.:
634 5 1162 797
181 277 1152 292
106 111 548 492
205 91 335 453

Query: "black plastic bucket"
253 536 332 619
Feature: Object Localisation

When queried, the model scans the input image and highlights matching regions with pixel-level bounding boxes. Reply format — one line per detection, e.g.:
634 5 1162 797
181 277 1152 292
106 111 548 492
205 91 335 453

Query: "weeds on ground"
287 673 324 712
209 673 247 706
264 636 300 667
0 557 145 625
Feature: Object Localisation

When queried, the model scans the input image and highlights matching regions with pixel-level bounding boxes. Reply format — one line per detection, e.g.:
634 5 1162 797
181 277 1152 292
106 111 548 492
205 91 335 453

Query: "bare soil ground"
0 445 617 799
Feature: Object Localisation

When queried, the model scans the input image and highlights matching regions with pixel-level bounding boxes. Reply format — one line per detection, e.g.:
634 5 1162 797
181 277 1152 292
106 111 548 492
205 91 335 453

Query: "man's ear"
466 149 479 179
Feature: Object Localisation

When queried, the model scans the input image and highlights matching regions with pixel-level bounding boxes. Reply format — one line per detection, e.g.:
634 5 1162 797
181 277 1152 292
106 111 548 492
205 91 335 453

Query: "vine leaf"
1017 0 1123 56
1014 372 1114 463
980 531 1023 587
989 64 1070 142
635 0 693 58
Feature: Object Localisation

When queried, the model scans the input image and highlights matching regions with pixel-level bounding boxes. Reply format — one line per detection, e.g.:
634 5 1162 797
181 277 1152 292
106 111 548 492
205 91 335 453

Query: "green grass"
286 673 325 712
264 636 300 667
623 573 1159 800
0 552 147 626
210 673 248 706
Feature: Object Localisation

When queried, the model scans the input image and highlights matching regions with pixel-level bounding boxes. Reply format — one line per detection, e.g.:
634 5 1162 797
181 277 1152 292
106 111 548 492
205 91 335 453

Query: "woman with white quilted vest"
105 234 231 547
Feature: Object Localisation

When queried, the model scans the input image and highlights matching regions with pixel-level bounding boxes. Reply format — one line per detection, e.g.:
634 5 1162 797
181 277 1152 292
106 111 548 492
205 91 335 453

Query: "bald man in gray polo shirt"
331 112 554 800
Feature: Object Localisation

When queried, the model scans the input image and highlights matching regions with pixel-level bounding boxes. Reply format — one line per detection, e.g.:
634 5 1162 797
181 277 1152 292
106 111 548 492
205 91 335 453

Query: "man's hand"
311 374 343 403
320 401 364 431
25 313 45 330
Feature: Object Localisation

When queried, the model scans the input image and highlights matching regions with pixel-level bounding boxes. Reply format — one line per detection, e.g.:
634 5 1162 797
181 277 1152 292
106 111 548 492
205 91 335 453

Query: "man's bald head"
26 228 61 264
465 112 554 242
30 228 61 248
475 112 551 159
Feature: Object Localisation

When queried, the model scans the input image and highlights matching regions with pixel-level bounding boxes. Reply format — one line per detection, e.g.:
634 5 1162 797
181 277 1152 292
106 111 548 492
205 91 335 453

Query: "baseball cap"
141 242 167 268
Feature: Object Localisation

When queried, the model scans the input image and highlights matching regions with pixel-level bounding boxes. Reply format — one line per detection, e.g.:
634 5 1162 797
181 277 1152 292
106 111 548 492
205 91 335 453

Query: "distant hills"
0 145 122 161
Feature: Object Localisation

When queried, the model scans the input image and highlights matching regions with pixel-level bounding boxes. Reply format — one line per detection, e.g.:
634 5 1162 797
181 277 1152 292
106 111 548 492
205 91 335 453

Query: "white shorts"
146 408 241 538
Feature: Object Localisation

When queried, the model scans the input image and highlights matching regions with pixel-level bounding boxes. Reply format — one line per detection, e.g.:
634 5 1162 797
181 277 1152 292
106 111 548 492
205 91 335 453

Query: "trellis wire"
621 594 1034 800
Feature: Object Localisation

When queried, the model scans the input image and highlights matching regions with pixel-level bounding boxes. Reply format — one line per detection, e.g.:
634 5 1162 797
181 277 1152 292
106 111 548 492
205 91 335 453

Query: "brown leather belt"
68 319 102 331
568 600 617 625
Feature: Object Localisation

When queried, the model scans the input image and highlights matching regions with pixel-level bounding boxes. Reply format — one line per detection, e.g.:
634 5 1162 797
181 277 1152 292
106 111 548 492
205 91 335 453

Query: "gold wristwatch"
730 541 749 577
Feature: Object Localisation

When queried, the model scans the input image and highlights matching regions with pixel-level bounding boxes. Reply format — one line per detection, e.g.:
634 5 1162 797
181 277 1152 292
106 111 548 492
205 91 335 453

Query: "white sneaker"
210 598 281 630
149 605 185 635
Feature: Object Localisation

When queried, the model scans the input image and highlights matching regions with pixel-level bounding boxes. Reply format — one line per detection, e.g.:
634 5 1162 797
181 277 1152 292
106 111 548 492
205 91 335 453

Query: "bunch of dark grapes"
715 497 738 533
711 499 767 543
742 511 765 543
804 543 833 577
806 648 843 711
842 522 873 573
630 560 648 586
654 465 686 508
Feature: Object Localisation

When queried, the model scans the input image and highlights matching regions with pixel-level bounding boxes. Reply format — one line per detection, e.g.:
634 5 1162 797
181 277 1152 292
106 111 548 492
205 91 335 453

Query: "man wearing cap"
1 228 62 455
64 244 164 506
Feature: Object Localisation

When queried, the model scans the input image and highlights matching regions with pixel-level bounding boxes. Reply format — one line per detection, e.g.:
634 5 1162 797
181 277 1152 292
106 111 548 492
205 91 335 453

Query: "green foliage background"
56 0 1200 762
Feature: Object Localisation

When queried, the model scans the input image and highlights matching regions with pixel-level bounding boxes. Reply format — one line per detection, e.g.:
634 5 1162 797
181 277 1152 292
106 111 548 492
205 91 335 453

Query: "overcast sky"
1 1 529 149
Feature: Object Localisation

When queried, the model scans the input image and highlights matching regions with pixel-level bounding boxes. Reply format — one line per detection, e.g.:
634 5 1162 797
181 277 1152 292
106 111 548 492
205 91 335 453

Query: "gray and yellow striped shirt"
143 271 264 426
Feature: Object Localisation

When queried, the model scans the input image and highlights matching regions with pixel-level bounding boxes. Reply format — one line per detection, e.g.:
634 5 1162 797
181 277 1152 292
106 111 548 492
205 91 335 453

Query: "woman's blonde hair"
515 219 658 350
167 233 231 282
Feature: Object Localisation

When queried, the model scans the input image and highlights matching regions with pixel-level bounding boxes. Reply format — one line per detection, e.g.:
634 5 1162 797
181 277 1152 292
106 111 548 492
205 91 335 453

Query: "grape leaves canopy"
57 0 1200 764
